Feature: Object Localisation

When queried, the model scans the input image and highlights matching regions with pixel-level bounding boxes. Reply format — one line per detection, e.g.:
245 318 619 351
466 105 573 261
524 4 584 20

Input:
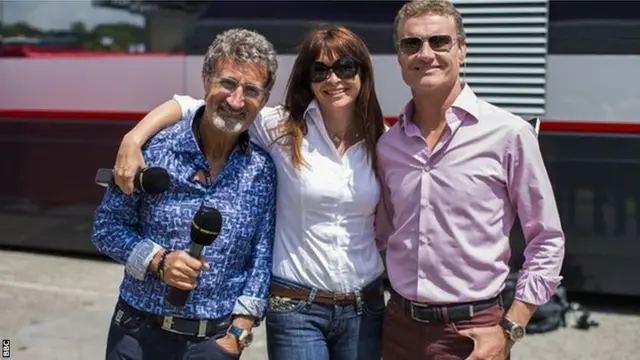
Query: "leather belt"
116 298 230 338
150 314 231 338
392 290 500 323
270 283 384 305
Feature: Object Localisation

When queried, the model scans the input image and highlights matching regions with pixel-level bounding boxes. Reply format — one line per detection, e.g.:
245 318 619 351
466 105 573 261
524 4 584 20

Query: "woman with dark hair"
111 24 386 359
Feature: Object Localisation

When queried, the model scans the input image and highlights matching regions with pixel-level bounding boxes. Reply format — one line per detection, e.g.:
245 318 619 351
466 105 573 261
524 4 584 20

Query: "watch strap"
499 317 514 331
499 317 525 342
227 325 251 348
228 325 247 338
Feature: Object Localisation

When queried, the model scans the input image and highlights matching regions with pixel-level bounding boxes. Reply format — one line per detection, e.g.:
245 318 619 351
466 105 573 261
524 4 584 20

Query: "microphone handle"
166 286 190 307
165 244 206 307
132 167 145 192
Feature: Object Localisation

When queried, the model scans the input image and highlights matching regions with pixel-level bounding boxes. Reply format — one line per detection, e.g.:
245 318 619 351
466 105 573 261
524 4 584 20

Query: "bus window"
548 0 640 54
183 1 403 55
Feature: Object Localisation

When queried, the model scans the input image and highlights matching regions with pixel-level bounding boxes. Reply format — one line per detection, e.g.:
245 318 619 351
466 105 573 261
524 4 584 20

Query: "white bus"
1 0 638 296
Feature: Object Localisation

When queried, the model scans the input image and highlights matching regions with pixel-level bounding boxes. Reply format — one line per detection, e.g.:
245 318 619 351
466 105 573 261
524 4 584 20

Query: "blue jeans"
105 298 238 360
266 276 385 360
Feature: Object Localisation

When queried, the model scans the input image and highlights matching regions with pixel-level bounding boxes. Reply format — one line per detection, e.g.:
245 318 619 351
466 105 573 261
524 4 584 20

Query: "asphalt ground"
0 249 638 360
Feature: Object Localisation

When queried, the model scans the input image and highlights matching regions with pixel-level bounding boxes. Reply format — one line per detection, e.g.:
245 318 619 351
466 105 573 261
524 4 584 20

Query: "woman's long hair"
273 24 385 172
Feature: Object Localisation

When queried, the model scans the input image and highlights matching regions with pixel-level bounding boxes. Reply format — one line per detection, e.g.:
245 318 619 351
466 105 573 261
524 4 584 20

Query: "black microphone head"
191 207 222 246
134 167 170 194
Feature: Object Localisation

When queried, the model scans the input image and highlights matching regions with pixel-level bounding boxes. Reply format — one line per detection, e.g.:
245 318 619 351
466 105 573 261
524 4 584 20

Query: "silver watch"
499 318 526 342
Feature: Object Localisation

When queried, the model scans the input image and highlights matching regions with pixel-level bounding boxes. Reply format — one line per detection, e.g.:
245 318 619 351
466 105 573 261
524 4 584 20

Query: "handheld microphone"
94 166 171 195
166 206 223 307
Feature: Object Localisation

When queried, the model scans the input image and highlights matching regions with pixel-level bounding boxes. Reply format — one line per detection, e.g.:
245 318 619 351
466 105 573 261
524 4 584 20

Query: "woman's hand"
113 134 146 194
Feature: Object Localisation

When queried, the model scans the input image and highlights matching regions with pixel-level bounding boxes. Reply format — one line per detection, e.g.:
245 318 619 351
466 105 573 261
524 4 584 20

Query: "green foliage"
0 20 145 52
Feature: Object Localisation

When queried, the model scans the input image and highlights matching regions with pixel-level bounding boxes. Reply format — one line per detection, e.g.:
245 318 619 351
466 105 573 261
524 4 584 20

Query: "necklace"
329 133 343 147
328 131 362 147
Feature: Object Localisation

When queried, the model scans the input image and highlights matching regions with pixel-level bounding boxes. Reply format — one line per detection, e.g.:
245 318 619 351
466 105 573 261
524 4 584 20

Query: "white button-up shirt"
174 95 385 292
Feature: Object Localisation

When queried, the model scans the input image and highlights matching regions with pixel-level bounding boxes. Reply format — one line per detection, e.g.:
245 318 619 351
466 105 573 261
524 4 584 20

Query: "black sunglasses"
398 35 455 55
310 56 360 83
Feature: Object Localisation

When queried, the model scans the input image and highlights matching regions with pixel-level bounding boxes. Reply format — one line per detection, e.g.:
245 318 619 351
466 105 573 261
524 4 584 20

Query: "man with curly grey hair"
92 28 278 360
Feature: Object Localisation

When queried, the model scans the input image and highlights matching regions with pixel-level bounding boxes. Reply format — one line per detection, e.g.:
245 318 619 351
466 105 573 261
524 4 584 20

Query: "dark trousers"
105 299 238 360
382 292 511 360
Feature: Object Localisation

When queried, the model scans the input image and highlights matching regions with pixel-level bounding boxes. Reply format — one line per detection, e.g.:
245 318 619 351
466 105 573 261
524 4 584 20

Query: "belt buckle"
333 293 349 303
162 316 174 331
161 316 209 338
197 320 208 338
410 302 431 323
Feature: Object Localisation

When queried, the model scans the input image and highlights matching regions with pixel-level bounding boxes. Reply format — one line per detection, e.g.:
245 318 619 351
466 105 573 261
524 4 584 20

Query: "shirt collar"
398 83 481 133
172 104 251 156
303 99 321 123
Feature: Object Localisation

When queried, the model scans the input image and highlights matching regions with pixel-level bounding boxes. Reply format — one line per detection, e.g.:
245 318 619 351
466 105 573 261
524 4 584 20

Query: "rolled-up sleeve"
92 186 161 281
505 123 566 306
232 160 277 321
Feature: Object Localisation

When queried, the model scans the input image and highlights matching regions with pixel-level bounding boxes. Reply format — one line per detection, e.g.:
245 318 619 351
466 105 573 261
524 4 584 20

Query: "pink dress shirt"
376 84 565 306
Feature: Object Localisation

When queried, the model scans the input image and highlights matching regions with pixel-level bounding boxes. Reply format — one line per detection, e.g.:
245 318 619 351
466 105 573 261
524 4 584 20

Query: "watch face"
243 333 253 347
511 325 526 341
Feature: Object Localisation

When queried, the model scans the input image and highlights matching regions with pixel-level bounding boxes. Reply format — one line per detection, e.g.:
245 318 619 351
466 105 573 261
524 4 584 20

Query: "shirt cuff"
125 239 163 281
514 270 563 306
232 295 267 322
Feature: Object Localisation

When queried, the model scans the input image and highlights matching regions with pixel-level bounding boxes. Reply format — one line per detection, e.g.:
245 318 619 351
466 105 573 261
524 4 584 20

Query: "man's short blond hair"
394 0 467 44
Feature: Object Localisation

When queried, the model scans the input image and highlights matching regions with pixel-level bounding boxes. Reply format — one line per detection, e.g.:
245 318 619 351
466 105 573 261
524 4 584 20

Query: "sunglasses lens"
311 62 330 83
428 35 453 51
334 57 359 80
399 37 423 54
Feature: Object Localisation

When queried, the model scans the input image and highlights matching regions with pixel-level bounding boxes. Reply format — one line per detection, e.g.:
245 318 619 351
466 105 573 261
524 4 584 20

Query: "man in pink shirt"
376 1 565 359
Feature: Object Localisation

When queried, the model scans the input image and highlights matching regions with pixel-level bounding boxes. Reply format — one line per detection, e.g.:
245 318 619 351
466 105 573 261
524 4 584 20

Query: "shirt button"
418 269 427 279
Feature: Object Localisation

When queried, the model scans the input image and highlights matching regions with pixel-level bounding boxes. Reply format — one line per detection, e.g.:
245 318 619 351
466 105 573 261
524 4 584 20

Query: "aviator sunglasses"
398 35 455 55
310 56 360 83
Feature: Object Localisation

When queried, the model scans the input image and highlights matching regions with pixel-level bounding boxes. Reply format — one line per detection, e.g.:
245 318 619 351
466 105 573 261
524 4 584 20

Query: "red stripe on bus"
0 109 142 121
538 121 640 133
1 109 640 133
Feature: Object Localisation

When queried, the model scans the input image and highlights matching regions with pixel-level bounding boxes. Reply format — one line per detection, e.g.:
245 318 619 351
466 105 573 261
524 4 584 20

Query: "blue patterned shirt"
91 105 277 321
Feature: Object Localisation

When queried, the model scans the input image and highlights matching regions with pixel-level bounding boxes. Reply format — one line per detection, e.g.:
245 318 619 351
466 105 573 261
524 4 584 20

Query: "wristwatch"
499 317 526 342
227 325 253 349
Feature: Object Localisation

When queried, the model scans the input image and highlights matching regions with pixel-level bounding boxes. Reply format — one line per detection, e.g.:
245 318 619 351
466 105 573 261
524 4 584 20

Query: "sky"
1 0 144 30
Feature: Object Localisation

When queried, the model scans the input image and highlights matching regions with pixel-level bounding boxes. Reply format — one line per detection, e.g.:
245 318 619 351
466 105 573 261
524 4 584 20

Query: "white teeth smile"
325 89 346 96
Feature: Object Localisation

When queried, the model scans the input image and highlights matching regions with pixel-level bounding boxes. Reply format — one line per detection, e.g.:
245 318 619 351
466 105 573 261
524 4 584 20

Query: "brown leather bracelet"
157 250 172 280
